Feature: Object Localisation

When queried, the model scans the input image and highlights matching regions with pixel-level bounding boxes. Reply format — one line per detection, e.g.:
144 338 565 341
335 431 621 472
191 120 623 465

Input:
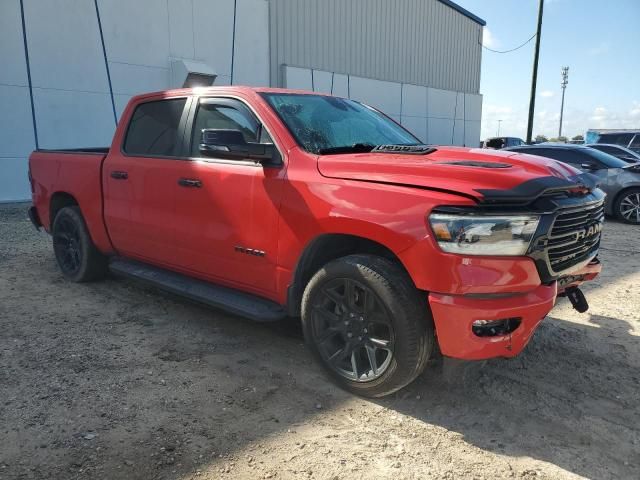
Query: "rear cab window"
123 98 188 156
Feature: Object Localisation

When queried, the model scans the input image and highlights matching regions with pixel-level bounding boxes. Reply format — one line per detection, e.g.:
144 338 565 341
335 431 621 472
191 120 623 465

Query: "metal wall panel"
269 0 483 93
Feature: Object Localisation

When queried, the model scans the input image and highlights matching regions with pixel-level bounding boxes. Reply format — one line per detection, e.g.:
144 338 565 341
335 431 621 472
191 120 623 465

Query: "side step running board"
109 258 286 322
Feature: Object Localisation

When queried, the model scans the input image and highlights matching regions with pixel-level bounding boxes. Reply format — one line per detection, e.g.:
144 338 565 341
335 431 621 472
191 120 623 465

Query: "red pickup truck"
28 87 604 397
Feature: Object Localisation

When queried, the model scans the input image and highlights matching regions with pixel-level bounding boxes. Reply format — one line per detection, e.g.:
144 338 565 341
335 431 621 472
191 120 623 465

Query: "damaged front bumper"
428 258 602 361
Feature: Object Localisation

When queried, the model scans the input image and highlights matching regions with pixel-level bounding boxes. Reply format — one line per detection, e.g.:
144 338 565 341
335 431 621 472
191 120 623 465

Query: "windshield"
261 93 420 154
582 148 629 168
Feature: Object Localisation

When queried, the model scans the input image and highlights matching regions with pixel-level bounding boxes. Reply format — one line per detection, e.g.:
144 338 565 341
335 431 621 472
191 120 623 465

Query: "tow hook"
565 286 589 313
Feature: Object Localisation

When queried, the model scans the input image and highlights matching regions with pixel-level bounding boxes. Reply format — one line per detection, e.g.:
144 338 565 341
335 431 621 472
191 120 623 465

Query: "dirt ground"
0 203 639 480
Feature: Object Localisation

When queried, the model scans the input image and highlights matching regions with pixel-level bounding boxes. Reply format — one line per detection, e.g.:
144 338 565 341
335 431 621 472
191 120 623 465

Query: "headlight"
428 213 540 256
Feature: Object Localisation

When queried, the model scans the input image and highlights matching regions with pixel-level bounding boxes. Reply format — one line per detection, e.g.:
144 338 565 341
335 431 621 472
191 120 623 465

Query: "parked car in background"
587 143 640 163
482 136 525 149
506 144 640 224
586 129 640 154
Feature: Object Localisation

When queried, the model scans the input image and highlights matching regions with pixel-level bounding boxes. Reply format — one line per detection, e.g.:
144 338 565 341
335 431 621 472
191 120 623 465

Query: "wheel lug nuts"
359 316 364 321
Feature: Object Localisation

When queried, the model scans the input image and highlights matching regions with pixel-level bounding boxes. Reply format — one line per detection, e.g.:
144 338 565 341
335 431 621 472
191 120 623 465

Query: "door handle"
110 171 128 180
178 178 202 188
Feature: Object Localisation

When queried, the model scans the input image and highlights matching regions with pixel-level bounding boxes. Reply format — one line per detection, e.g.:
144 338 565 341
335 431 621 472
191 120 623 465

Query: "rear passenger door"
171 96 287 295
103 97 191 266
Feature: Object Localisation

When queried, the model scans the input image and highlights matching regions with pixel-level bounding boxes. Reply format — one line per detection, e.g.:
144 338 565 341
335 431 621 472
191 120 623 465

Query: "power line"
480 32 537 54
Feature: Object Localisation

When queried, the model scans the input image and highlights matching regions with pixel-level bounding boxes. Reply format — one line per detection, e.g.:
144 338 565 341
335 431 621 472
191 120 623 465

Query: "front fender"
274 175 475 303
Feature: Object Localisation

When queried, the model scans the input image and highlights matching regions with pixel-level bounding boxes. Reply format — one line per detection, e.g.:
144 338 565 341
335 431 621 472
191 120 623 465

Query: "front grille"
547 201 604 273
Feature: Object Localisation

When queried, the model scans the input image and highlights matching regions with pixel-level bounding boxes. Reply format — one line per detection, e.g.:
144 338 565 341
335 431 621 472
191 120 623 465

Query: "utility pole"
497 120 502 136
526 0 544 144
558 66 569 138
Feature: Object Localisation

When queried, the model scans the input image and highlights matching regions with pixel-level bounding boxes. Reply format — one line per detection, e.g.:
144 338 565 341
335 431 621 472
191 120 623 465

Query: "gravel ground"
1 202 639 480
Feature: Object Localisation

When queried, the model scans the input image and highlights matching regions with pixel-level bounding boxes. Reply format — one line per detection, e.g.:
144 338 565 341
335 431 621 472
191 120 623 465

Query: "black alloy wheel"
310 277 394 382
53 214 83 276
51 206 108 282
301 255 434 398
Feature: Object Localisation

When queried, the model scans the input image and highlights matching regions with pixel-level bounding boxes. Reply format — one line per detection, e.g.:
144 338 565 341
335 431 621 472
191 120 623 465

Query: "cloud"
484 104 513 115
588 42 610 56
482 28 498 49
540 90 555 98
588 105 640 129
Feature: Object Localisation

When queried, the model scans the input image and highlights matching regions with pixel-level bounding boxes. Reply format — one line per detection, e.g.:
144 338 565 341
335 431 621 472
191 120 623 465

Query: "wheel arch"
286 233 415 317
49 192 79 229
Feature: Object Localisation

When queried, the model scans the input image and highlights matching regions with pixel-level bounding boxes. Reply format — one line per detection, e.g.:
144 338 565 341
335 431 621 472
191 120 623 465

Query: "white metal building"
0 0 485 202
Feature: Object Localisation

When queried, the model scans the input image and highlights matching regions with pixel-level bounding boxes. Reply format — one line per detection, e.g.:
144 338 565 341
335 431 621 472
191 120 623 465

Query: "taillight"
28 164 35 193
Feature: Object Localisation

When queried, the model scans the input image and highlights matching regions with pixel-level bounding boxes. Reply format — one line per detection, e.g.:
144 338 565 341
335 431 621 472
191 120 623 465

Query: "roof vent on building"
171 59 218 88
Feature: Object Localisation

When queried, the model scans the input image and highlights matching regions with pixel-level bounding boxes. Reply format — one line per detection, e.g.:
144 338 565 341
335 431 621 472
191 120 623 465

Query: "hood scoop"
438 160 512 168
316 146 595 204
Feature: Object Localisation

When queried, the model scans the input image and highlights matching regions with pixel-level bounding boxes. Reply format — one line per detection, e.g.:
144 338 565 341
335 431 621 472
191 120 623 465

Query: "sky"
455 0 640 141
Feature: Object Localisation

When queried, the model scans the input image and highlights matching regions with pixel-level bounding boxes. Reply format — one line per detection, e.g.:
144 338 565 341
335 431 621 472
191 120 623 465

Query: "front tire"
52 206 108 282
614 188 640 224
301 255 434 398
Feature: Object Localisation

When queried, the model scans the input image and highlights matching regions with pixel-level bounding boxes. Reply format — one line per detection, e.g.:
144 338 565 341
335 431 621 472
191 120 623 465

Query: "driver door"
171 97 286 295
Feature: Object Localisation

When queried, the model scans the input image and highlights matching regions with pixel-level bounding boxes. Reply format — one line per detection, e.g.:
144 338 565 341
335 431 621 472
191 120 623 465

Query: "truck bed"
29 148 113 253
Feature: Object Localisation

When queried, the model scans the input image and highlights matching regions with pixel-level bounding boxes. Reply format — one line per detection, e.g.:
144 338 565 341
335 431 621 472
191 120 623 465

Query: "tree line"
534 134 584 143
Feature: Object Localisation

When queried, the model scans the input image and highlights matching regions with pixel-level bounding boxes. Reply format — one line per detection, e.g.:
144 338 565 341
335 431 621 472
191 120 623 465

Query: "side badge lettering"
235 246 266 257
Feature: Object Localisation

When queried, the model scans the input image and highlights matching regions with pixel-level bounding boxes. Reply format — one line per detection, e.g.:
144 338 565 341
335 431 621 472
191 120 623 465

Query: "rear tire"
52 206 108 282
301 254 434 398
614 188 640 224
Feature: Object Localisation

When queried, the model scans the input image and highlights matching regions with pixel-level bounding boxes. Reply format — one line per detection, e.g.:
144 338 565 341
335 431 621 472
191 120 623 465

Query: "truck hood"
317 146 599 204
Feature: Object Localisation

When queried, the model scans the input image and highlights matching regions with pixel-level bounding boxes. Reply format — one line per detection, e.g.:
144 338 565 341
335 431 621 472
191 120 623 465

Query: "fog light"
472 317 522 337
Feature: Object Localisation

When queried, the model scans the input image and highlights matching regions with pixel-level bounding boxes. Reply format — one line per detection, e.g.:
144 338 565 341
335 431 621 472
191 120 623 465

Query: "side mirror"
580 162 599 171
199 128 280 164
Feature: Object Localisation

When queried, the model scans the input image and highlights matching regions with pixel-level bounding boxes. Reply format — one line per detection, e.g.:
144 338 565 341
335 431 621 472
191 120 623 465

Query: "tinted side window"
123 99 187 156
191 99 270 156
516 148 552 158
600 133 634 146
593 145 618 155
512 148 536 155
486 138 505 149
532 149 579 164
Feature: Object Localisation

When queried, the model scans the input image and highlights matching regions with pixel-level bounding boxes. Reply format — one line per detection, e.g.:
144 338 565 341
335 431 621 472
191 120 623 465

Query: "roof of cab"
131 86 330 103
